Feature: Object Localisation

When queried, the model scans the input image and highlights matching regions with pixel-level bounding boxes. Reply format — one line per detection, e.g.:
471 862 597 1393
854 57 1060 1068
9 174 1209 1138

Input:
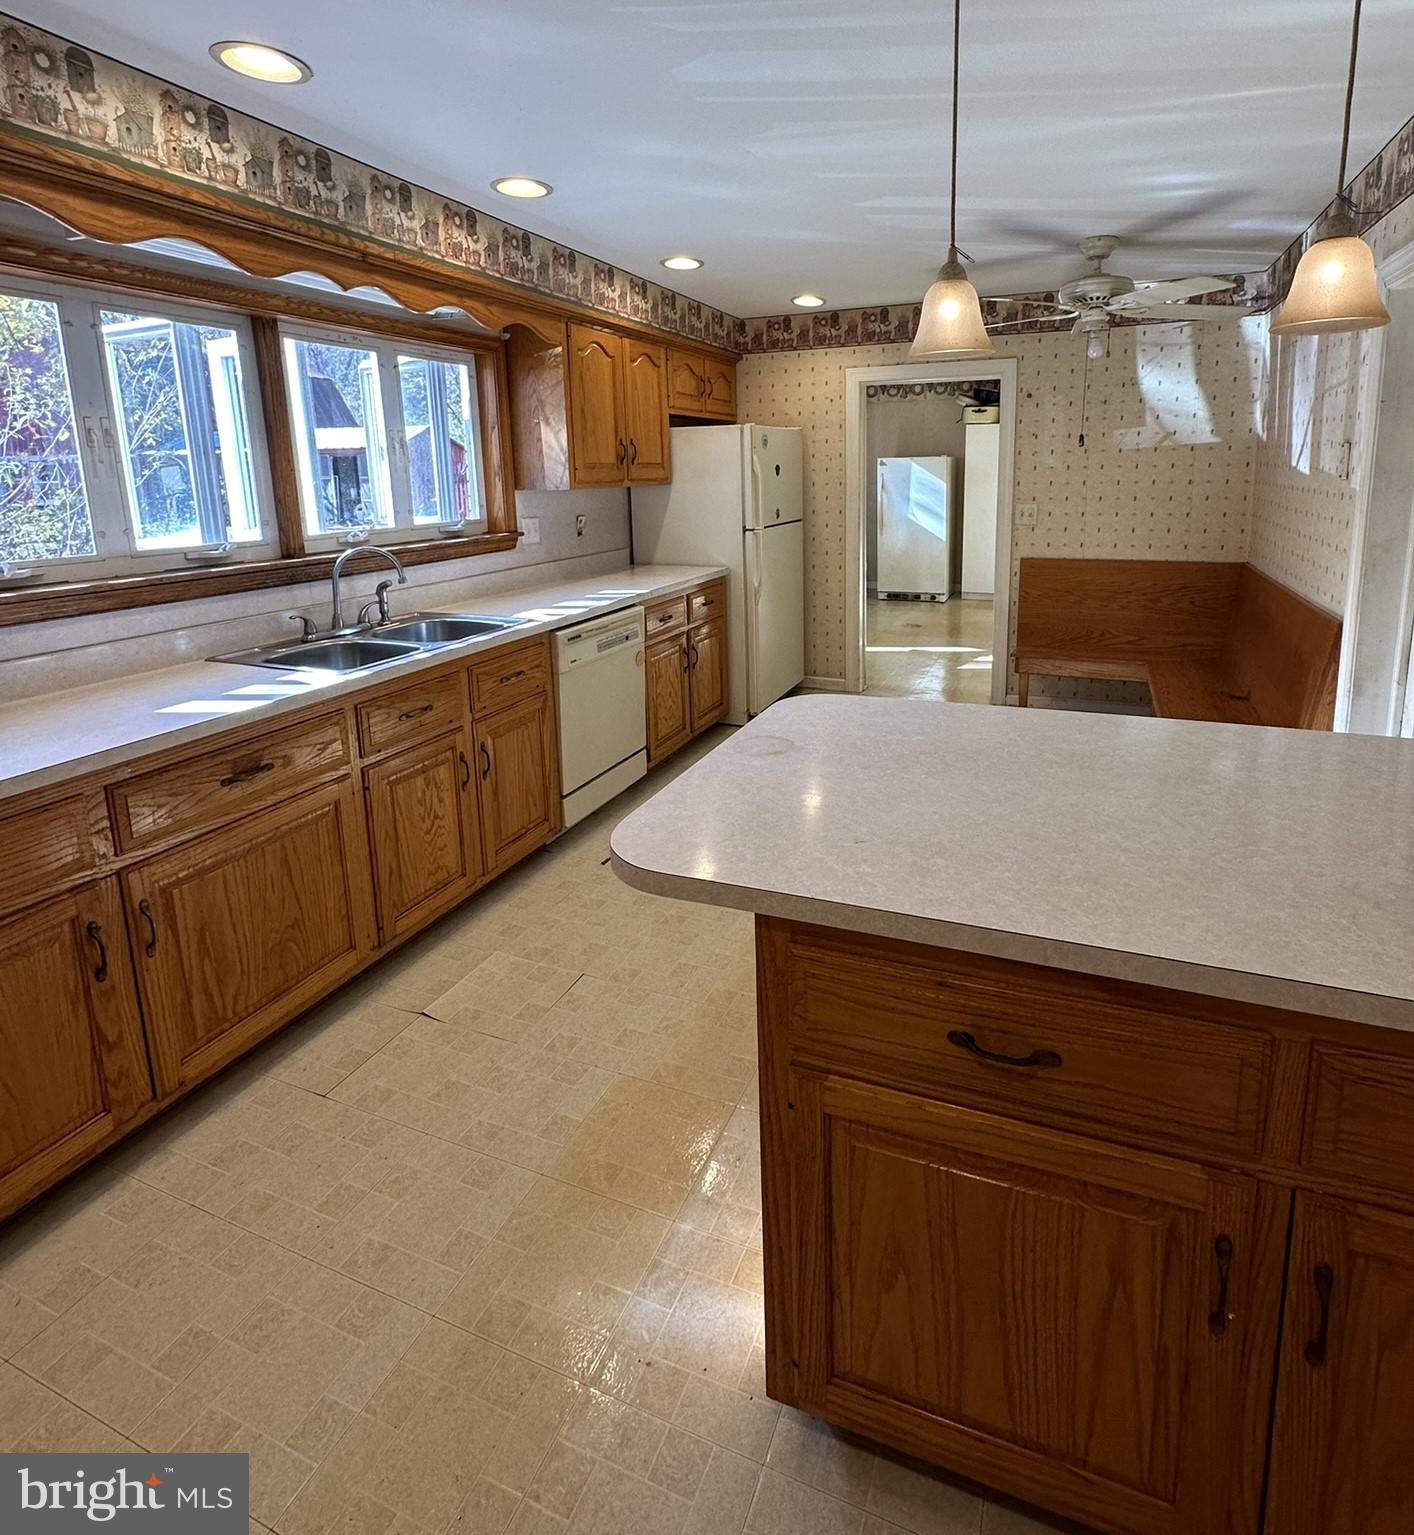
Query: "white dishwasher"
554 606 647 828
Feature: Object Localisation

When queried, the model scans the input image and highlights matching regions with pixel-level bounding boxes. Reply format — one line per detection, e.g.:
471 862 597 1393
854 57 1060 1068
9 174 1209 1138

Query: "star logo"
144 1476 164 1488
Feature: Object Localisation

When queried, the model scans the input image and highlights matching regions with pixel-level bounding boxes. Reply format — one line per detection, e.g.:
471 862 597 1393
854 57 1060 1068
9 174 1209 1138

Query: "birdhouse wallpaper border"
0 11 741 349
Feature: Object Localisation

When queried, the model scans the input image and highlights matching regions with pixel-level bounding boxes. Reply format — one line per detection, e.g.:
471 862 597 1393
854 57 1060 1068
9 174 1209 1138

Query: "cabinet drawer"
645 596 688 637
110 713 351 850
0 794 107 917
1304 1044 1414 1202
784 929 1272 1159
358 673 464 757
470 637 550 716
688 581 726 624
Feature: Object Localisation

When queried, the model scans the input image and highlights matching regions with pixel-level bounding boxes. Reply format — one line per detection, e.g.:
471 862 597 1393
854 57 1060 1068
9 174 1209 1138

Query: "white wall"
0 488 629 702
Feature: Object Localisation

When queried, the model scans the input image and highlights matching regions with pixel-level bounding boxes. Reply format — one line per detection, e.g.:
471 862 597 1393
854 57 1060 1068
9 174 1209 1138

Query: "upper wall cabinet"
507 321 735 491
667 347 737 421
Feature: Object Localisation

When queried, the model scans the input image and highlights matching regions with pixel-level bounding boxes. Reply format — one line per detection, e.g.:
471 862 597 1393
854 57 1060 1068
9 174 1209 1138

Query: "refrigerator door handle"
748 535 763 605
749 449 763 529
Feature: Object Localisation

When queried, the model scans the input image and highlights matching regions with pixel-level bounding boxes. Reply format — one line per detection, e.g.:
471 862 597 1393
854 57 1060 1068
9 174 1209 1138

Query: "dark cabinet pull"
459 750 471 790
220 759 275 788
138 899 157 956
688 642 699 669
681 641 690 674
629 437 639 466
85 920 108 983
946 1029 1062 1070
705 376 714 399
479 742 492 779
1305 1263 1335 1366
1208 1234 1234 1335
498 668 527 686
617 438 627 465
399 703 435 721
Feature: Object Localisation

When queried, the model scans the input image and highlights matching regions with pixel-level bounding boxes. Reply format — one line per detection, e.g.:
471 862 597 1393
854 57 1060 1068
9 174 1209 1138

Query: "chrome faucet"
328 546 407 635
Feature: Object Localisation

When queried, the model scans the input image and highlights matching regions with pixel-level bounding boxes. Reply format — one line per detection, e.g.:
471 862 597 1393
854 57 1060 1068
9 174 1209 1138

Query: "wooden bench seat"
1014 558 1341 729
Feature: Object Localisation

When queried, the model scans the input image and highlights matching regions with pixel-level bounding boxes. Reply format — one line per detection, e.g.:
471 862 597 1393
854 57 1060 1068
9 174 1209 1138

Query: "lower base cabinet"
475 696 557 875
0 879 152 1212
1266 1193 1414 1533
790 1073 1268 1535
644 583 729 765
125 780 375 1093
366 730 482 942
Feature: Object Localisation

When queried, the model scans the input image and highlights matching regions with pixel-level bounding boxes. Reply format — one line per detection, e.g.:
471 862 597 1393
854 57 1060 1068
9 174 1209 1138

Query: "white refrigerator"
875 455 956 600
631 425 804 725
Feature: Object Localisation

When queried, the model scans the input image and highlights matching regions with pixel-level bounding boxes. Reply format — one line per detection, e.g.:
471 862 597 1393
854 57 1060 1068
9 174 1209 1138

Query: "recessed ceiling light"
491 176 553 199
661 255 703 271
792 293 826 308
209 41 312 84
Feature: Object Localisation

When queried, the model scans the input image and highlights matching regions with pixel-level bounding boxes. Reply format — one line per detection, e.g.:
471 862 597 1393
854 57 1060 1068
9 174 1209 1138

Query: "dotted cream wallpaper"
736 316 1265 697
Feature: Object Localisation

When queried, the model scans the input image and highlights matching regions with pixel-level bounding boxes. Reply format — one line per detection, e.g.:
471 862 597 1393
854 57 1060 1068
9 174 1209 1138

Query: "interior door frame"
1336 234 1414 733
844 358 1019 702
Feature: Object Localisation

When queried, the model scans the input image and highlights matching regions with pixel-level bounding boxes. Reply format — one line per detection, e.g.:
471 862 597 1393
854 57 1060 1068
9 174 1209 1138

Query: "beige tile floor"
865 598 994 703
0 730 1075 1535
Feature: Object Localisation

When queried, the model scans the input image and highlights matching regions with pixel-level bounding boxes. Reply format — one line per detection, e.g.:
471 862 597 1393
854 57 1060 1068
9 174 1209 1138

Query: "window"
282 325 484 544
0 277 274 575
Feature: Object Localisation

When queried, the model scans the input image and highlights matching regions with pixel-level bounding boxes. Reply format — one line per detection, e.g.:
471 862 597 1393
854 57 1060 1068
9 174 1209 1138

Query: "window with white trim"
281 324 486 545
0 277 274 574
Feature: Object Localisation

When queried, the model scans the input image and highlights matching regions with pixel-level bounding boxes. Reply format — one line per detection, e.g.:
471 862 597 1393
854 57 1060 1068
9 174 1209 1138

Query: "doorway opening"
845 359 1017 703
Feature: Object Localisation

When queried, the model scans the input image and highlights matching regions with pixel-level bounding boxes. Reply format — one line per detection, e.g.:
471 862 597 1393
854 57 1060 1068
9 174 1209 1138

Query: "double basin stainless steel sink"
212 614 525 674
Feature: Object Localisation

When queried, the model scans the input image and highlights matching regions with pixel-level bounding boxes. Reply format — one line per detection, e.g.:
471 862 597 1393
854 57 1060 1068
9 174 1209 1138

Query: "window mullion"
61 294 132 558
379 342 412 531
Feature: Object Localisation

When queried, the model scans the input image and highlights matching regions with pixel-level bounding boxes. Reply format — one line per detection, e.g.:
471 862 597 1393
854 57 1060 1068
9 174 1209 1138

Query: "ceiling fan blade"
1116 189 1252 245
986 296 1073 313
987 219 1077 253
985 316 1069 332
1106 276 1235 310
1123 302 1231 321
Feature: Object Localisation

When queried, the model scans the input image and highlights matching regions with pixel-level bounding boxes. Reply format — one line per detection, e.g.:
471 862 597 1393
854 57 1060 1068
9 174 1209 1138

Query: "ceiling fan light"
910 260 994 359
1270 232 1389 336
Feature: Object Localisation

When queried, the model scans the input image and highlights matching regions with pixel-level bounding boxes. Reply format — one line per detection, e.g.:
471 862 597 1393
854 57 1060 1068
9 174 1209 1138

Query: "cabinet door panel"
646 634 691 764
1267 1194 1414 1534
0 880 151 1216
790 1074 1269 1535
703 359 737 419
667 350 707 413
566 323 625 486
476 698 555 875
688 618 727 732
127 781 374 1092
366 732 481 942
623 339 671 484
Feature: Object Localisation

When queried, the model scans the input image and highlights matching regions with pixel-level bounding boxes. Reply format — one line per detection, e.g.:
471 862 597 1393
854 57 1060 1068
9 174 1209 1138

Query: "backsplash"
0 488 629 702
0 13 739 347
737 316 1264 700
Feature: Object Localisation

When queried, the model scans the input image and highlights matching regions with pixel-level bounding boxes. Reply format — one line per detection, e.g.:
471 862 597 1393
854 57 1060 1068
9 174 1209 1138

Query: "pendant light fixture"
909 0 993 358
1270 0 1389 336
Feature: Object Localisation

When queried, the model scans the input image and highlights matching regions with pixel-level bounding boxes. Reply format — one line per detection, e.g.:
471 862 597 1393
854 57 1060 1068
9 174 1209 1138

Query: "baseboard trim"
802 676 847 692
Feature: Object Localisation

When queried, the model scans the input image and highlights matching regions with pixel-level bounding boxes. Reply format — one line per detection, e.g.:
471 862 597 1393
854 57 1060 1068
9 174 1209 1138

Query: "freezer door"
747 428 803 530
744 522 805 715
875 455 954 598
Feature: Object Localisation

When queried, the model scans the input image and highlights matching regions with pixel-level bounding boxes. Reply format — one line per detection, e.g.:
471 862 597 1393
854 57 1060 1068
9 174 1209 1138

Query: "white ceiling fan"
987 235 1236 355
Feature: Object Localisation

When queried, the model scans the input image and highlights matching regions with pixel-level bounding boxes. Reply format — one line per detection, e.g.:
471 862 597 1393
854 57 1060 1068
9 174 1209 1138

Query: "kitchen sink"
377 614 521 646
213 637 423 672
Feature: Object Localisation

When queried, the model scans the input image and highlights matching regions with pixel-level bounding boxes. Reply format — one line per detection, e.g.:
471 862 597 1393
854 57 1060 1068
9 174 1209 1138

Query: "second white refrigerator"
631 425 804 725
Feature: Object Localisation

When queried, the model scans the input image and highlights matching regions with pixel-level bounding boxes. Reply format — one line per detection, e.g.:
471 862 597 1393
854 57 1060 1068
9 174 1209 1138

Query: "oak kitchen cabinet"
0 626 564 1219
643 580 728 764
506 319 735 491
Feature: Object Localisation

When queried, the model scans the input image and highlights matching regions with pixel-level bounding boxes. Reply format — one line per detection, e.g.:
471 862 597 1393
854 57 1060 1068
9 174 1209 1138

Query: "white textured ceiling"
20 0 1414 315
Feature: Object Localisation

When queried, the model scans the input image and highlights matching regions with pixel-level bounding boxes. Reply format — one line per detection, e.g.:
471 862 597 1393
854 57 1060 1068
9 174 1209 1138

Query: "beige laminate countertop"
611 695 1414 1033
0 564 724 803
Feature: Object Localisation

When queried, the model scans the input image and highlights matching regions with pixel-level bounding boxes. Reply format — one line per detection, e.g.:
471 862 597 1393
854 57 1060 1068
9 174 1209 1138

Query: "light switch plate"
1016 502 1039 528
521 516 540 546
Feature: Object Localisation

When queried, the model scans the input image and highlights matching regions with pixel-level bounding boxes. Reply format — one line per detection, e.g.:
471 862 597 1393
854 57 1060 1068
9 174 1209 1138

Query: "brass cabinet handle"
399 703 435 721
220 759 275 788
629 437 639 466
138 899 157 956
617 438 627 465
459 750 471 790
498 668 527 686
1208 1234 1234 1335
1305 1263 1335 1366
946 1029 1062 1070
85 920 108 983
479 742 492 779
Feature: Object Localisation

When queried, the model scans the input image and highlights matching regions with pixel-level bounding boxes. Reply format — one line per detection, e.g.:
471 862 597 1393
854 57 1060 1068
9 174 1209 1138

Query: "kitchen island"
610 696 1414 1535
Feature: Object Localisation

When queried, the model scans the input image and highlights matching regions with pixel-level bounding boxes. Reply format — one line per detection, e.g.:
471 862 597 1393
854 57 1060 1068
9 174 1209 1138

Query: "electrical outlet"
1016 502 1039 528
575 514 586 538
521 516 540 546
